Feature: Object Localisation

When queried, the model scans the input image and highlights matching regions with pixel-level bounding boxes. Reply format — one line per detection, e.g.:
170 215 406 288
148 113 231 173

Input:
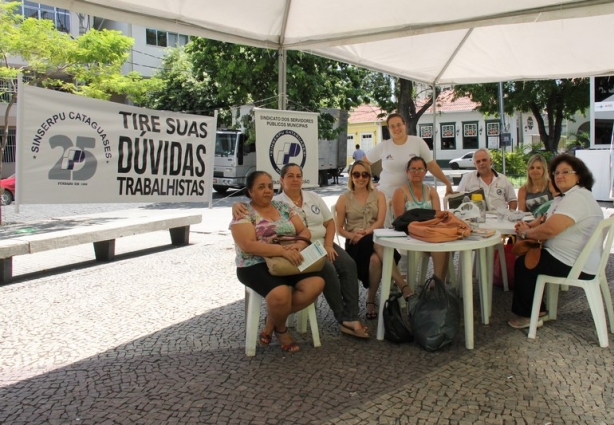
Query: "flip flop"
340 323 370 339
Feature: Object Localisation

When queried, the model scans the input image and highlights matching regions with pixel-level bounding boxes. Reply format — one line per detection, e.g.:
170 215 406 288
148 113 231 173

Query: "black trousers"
512 249 593 318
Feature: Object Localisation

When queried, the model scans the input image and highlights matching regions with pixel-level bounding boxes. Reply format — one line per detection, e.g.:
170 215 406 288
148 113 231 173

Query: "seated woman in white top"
509 155 603 329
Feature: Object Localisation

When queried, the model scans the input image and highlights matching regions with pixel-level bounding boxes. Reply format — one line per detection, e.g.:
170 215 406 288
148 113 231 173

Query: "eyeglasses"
553 170 577 176
408 167 426 173
352 171 371 179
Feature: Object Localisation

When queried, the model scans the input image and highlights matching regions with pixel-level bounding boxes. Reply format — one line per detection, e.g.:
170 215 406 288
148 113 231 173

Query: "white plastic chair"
244 287 320 356
528 216 614 347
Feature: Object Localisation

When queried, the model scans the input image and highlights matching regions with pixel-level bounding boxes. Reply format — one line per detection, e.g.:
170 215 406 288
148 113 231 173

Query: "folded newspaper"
298 240 327 272
468 227 496 238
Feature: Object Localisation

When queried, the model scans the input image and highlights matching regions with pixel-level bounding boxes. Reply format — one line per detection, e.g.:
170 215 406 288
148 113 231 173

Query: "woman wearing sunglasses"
509 154 603 329
232 164 369 338
391 156 449 285
336 160 407 320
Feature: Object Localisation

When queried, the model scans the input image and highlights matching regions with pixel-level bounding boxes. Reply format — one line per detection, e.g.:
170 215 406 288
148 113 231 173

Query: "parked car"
448 152 476 170
1 174 15 205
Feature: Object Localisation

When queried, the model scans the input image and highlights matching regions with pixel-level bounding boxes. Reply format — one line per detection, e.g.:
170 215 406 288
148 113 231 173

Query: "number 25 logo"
48 135 98 181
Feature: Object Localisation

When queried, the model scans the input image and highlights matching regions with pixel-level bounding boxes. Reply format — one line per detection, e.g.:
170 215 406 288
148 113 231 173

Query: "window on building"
21 1 71 33
462 121 479 149
382 125 390 140
360 133 374 151
440 123 456 150
486 121 500 149
146 29 191 47
419 125 434 150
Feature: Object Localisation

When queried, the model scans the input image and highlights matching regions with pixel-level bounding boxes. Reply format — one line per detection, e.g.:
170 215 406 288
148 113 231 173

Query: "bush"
490 148 527 178
489 143 557 186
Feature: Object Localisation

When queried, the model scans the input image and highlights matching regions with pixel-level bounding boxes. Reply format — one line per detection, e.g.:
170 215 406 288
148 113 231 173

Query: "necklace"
289 193 302 206
408 183 427 207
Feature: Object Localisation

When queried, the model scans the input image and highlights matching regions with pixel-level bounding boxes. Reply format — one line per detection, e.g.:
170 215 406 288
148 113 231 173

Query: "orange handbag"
408 211 471 243
511 239 543 269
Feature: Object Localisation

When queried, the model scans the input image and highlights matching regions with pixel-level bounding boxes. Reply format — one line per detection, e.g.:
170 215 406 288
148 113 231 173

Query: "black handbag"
383 293 413 343
391 208 436 234
408 276 460 351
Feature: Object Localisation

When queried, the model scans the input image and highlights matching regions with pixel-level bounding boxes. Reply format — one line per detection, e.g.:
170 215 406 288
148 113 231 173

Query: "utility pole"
498 82 506 174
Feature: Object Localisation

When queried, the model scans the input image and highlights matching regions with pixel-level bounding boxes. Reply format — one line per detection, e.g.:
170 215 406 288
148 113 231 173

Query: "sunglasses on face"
408 167 426 173
352 171 371 179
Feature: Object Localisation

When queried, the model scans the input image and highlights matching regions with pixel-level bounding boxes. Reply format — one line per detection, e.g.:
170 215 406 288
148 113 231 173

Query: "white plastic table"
373 230 501 349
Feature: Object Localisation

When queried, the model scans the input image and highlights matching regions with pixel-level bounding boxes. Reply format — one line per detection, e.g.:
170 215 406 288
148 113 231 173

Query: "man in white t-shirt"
457 148 517 211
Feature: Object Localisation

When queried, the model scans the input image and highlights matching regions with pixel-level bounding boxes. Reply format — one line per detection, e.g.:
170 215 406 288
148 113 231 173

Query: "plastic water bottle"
471 193 486 223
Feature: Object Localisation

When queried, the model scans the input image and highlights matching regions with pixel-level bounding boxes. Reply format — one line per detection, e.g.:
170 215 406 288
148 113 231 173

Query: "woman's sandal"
259 316 273 346
365 302 377 320
259 331 272 346
274 326 300 353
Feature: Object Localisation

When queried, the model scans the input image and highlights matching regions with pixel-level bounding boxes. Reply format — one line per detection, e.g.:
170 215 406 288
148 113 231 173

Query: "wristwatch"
520 230 527 240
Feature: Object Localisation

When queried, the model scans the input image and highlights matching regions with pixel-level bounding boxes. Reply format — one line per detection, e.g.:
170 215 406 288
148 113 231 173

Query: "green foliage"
489 143 557 184
143 38 373 133
137 46 216 114
0 1 148 182
489 148 527 178
453 79 589 153
564 130 590 151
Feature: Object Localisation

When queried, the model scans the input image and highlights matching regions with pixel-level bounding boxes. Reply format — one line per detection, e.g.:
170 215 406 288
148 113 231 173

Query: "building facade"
348 90 588 169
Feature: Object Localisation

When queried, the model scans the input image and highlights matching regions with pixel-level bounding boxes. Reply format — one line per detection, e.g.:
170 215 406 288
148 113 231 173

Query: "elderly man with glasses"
457 148 517 211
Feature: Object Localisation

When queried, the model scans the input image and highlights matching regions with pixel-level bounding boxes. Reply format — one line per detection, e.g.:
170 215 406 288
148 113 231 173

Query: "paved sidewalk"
1 185 614 424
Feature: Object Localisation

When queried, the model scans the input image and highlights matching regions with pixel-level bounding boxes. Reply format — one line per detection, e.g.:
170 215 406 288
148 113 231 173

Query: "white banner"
595 101 614 112
17 85 216 204
254 108 319 188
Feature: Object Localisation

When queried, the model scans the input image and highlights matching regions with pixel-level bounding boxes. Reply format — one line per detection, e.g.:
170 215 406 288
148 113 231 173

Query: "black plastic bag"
383 293 413 343
408 276 460 351
391 208 436 234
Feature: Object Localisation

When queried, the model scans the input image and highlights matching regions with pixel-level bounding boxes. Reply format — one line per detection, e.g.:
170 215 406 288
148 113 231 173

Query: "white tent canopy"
41 0 614 84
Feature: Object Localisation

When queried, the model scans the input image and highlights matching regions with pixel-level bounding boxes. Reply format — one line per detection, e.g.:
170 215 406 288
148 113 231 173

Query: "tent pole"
498 82 506 174
432 84 438 188
278 48 287 110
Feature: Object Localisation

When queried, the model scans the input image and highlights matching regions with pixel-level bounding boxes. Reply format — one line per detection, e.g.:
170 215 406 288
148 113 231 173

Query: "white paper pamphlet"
298 240 327 272
373 229 407 238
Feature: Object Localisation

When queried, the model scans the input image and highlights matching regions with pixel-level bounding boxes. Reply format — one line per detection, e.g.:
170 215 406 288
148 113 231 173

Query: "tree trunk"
398 79 415 135
397 79 435 137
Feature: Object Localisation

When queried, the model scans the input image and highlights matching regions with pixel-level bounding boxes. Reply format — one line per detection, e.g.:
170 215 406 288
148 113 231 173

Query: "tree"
361 72 440 136
142 38 373 137
452 79 589 152
0 2 148 221
138 46 216 116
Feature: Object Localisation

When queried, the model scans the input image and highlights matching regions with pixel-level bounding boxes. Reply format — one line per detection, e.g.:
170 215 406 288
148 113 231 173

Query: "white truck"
212 110 348 193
